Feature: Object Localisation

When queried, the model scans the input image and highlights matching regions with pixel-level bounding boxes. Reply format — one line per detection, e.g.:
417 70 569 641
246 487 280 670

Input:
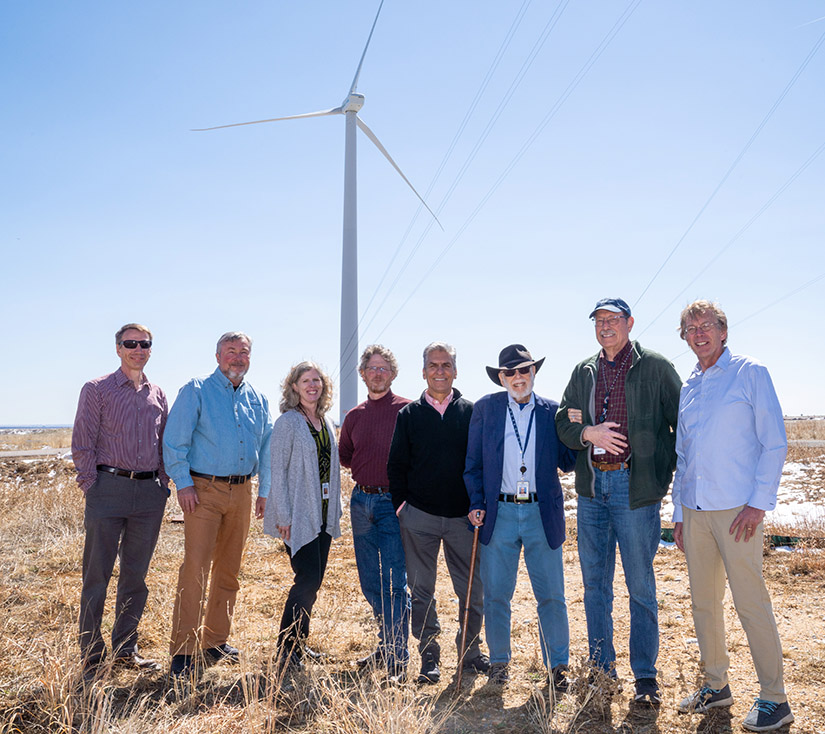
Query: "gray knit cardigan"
263 409 342 555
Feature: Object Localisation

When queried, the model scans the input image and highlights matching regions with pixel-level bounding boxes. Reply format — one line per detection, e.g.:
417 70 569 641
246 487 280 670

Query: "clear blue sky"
3 1 823 424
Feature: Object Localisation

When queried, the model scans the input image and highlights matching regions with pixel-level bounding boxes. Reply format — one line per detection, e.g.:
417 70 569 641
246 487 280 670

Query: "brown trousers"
683 505 786 702
170 476 252 655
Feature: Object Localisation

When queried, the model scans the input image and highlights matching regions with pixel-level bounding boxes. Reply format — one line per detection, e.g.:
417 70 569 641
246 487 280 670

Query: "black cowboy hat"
485 344 545 385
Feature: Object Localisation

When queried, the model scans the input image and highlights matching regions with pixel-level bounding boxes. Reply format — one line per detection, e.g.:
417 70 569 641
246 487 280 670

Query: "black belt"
97 465 158 480
355 484 389 494
190 470 251 484
498 493 537 504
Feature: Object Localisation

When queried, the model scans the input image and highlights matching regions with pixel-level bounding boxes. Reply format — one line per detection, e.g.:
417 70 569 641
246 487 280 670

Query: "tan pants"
170 476 252 655
683 505 786 702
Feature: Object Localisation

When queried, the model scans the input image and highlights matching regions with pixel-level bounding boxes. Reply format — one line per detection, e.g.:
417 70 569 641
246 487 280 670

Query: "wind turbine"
193 0 440 422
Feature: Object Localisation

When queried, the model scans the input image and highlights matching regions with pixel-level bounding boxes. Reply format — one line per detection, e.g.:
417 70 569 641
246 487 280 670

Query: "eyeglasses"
500 366 532 377
365 366 390 374
592 315 625 328
120 339 152 349
684 322 718 337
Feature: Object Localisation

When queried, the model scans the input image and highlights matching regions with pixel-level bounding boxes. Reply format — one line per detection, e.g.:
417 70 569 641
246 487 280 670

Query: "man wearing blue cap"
556 298 681 705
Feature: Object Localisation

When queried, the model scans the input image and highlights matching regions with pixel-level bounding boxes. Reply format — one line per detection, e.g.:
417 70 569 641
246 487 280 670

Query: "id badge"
593 446 606 456
322 482 330 499
516 480 530 499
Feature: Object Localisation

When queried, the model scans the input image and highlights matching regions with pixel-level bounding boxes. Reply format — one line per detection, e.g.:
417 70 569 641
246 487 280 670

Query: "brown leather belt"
191 470 251 484
356 484 389 494
592 461 629 472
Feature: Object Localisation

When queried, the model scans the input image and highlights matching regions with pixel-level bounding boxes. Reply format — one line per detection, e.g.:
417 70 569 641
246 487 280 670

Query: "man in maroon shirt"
71 323 170 680
339 345 411 681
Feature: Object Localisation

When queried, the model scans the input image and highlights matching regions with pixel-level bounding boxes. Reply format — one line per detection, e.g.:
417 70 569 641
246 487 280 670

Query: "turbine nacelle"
342 93 365 113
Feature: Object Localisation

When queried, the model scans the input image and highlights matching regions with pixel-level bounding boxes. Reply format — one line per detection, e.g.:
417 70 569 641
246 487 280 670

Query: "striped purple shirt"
71 368 169 491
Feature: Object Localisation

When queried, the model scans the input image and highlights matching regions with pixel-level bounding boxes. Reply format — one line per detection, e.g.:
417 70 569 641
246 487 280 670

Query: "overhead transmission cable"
369 0 643 344
637 139 825 338
633 26 825 311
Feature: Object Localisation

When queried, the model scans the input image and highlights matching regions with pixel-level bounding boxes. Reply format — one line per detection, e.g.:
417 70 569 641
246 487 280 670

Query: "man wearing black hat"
556 298 681 705
465 345 576 689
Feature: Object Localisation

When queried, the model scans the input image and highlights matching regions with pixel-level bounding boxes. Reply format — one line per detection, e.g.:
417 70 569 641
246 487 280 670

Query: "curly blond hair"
279 361 334 417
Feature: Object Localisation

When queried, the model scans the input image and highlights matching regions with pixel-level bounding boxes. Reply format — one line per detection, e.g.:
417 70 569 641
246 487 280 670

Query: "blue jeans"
481 501 569 668
577 467 660 680
350 488 410 666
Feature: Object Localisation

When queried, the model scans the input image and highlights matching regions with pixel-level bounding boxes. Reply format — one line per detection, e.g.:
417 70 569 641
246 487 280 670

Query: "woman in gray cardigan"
264 361 342 671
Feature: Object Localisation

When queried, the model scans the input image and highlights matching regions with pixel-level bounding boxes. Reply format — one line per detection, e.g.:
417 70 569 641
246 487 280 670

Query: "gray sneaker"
742 699 794 732
678 684 733 714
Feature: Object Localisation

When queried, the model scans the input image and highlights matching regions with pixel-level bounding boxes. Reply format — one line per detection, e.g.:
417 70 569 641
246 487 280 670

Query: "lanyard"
507 403 534 475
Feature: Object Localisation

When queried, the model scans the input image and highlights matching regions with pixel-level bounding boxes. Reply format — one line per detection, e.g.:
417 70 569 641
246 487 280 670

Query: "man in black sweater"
388 341 488 684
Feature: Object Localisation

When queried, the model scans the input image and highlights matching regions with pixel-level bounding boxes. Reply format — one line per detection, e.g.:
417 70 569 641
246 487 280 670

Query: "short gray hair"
678 300 728 345
422 341 456 370
359 344 399 376
116 323 152 344
216 331 252 354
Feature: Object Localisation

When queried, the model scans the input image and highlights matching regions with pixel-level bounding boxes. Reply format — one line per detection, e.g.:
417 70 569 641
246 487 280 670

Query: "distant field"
0 428 72 452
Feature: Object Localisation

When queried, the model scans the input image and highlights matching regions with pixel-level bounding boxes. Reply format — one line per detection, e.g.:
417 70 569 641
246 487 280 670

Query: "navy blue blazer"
464 391 577 550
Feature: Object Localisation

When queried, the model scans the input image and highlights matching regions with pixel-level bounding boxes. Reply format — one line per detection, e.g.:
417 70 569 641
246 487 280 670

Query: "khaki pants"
170 476 252 655
683 505 786 702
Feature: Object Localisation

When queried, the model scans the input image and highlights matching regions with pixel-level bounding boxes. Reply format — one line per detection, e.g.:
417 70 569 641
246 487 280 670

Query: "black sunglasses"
500 366 531 377
120 339 152 349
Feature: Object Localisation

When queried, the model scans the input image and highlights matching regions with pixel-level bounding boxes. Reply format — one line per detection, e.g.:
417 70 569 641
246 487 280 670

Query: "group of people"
70 296 793 732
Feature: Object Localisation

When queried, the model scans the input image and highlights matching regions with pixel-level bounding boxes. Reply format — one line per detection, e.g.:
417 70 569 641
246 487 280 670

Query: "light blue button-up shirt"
500 393 537 495
671 348 786 523
163 367 274 497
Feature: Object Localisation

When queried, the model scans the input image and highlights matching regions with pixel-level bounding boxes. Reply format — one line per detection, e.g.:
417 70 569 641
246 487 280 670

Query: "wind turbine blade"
356 116 443 229
349 0 386 94
192 107 342 132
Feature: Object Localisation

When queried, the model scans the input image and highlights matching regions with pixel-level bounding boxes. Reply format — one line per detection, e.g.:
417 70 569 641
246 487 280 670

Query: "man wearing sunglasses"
556 298 681 705
464 345 576 689
163 332 273 678
71 323 170 680
339 345 411 682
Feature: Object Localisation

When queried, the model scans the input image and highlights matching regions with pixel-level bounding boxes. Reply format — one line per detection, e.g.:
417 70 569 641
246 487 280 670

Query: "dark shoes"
488 662 510 685
204 643 240 664
356 649 386 669
678 684 734 714
742 699 794 732
551 664 569 694
462 653 491 674
170 654 194 679
302 645 326 663
114 651 162 672
633 677 661 706
417 652 440 684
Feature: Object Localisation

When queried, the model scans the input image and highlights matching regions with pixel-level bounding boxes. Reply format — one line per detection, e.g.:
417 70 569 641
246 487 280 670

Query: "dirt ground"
1 454 824 733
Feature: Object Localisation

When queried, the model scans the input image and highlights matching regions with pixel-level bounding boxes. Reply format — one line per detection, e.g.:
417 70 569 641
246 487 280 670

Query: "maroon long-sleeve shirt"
339 390 410 487
71 368 169 491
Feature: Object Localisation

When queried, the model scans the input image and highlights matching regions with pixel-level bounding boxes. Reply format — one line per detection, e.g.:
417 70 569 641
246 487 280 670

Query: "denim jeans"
577 467 660 680
350 488 410 666
480 501 569 668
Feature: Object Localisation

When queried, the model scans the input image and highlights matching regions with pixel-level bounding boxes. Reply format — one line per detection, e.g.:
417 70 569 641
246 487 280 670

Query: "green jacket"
555 341 681 509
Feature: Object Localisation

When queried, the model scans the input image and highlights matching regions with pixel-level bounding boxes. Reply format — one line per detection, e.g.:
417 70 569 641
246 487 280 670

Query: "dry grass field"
1 423 823 733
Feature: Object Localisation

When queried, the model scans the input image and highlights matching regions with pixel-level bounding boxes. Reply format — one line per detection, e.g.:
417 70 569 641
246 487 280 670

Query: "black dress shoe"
204 643 240 664
551 664 569 693
170 654 194 678
463 653 491 673
114 651 162 671
417 652 440 684
355 649 385 669
303 645 327 663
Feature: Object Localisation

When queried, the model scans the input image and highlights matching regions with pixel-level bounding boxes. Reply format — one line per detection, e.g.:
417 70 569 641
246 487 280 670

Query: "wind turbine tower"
193 0 439 422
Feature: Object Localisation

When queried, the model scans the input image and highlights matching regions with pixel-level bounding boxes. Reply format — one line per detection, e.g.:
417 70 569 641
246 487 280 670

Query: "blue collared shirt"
672 348 786 523
163 367 274 496
500 393 537 495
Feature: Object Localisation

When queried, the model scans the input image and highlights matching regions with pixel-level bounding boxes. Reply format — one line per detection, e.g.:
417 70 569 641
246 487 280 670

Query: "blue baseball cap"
589 297 631 319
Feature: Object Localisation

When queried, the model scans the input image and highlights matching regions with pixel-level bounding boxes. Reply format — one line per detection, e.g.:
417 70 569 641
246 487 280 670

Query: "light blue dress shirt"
163 367 274 496
671 348 786 523
500 393 537 495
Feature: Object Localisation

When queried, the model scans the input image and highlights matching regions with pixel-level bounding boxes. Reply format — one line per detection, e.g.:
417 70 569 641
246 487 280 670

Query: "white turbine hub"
342 93 365 112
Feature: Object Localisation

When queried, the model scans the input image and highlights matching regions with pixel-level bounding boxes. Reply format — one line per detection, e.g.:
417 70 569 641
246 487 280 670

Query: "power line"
369 0 643 343
633 26 825 310
637 140 825 338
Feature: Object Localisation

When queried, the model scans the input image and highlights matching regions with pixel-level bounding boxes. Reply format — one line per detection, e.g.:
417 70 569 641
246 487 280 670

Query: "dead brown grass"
0 428 72 452
1 457 824 733
785 418 825 441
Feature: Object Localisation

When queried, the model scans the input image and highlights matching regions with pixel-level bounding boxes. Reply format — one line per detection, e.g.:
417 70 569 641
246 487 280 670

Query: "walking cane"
455 524 480 692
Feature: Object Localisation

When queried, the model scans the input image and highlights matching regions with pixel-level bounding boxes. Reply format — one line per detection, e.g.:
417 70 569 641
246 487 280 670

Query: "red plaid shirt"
594 340 632 464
